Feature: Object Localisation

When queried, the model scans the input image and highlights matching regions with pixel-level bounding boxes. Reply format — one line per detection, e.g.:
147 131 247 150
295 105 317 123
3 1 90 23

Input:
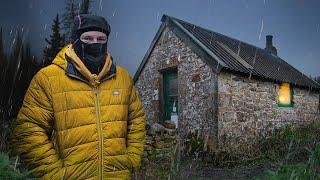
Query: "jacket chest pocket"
100 89 130 105
99 89 129 123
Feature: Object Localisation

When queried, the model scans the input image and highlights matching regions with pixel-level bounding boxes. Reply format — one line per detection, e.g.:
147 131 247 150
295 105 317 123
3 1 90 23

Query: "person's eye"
98 38 107 41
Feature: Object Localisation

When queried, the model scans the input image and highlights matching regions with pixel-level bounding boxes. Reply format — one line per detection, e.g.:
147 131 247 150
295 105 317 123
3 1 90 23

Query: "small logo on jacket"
112 90 120 96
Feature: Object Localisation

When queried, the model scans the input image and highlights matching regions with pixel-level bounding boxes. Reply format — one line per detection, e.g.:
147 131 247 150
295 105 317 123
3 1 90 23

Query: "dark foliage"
62 0 93 43
43 14 64 67
80 0 92 14
62 0 78 43
0 152 31 180
0 28 40 151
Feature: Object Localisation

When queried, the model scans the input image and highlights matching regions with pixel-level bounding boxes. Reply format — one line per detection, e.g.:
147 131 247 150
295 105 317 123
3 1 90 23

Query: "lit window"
278 82 293 107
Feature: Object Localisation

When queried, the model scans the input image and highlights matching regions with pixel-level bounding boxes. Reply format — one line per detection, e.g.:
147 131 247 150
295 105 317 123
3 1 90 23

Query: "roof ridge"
167 15 300 68
165 15 319 89
167 15 268 53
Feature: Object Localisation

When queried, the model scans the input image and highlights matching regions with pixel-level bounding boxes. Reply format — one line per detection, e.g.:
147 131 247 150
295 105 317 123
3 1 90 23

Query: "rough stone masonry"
135 26 320 151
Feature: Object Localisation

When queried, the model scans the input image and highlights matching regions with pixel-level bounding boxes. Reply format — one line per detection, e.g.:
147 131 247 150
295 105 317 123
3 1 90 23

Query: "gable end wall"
135 27 219 146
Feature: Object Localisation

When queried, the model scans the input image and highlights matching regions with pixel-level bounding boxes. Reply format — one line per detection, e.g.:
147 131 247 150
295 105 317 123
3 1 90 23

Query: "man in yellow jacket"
11 14 146 179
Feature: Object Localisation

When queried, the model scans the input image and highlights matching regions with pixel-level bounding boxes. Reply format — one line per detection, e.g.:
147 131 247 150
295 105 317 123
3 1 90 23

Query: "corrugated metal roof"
170 16 320 90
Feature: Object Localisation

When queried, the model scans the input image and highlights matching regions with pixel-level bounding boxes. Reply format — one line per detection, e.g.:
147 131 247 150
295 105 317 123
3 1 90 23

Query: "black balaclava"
71 14 111 75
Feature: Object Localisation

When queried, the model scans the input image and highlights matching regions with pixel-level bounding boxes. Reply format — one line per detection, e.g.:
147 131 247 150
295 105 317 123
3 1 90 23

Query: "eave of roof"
133 14 320 91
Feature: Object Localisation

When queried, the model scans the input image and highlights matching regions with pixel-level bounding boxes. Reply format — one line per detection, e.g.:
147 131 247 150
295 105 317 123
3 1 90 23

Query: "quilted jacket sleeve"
10 71 65 179
126 77 146 170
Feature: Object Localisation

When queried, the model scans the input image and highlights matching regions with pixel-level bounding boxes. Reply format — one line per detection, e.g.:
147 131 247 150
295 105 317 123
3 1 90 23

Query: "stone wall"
135 25 320 153
135 27 218 143
218 71 320 150
135 123 177 179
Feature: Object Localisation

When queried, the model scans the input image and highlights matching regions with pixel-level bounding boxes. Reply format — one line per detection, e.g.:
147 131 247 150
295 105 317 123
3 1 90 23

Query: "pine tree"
0 27 7 83
62 0 79 43
0 27 7 117
19 42 39 97
0 28 4 62
80 0 92 14
0 29 39 151
7 30 23 108
43 14 64 67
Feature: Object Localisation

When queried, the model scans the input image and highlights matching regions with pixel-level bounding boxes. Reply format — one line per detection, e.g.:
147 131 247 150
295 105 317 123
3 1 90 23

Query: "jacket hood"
52 44 116 87
52 45 69 70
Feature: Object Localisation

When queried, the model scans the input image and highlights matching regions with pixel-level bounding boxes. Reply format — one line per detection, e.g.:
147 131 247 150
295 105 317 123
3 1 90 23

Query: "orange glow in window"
278 83 291 105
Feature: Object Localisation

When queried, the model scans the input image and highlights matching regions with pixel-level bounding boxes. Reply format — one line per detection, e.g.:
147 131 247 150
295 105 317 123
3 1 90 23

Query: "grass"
177 122 320 179
0 152 31 180
1 116 319 179
259 144 320 180
253 122 320 179
260 123 320 162
0 117 32 179
216 122 320 168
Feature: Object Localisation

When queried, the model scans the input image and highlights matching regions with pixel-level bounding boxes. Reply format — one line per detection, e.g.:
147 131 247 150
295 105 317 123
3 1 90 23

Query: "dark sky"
0 0 319 77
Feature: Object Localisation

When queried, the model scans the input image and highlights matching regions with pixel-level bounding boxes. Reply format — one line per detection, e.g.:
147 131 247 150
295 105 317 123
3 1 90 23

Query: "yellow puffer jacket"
11 45 146 179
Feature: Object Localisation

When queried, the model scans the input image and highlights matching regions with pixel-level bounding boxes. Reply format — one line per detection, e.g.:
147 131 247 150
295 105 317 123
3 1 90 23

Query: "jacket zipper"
94 86 103 180
67 70 116 179
93 73 115 180
65 72 89 84
66 72 116 84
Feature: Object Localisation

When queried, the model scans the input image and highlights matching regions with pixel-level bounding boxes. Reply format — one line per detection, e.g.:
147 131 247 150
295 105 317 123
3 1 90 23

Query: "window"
278 82 293 107
163 70 178 121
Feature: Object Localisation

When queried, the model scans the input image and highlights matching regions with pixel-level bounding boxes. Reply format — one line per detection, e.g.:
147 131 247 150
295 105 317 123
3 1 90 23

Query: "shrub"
260 122 320 163
0 152 30 180
181 122 320 168
261 144 320 180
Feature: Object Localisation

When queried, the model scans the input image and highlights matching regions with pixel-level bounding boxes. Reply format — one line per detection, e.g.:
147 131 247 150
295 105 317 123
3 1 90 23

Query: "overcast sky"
0 0 319 77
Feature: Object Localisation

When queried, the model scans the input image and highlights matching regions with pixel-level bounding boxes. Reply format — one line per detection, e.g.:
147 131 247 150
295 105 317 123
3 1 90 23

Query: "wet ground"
176 159 279 180
134 157 283 180
178 166 266 180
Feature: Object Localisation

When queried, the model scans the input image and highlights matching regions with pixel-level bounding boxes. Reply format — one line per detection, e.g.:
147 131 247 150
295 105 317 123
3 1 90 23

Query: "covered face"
80 31 108 44
71 14 111 75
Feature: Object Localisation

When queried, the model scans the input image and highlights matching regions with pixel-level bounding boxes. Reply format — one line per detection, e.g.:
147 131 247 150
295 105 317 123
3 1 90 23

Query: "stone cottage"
133 15 320 150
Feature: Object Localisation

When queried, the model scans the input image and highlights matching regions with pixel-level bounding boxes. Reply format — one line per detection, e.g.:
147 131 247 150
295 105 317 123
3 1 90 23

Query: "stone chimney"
265 35 277 56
